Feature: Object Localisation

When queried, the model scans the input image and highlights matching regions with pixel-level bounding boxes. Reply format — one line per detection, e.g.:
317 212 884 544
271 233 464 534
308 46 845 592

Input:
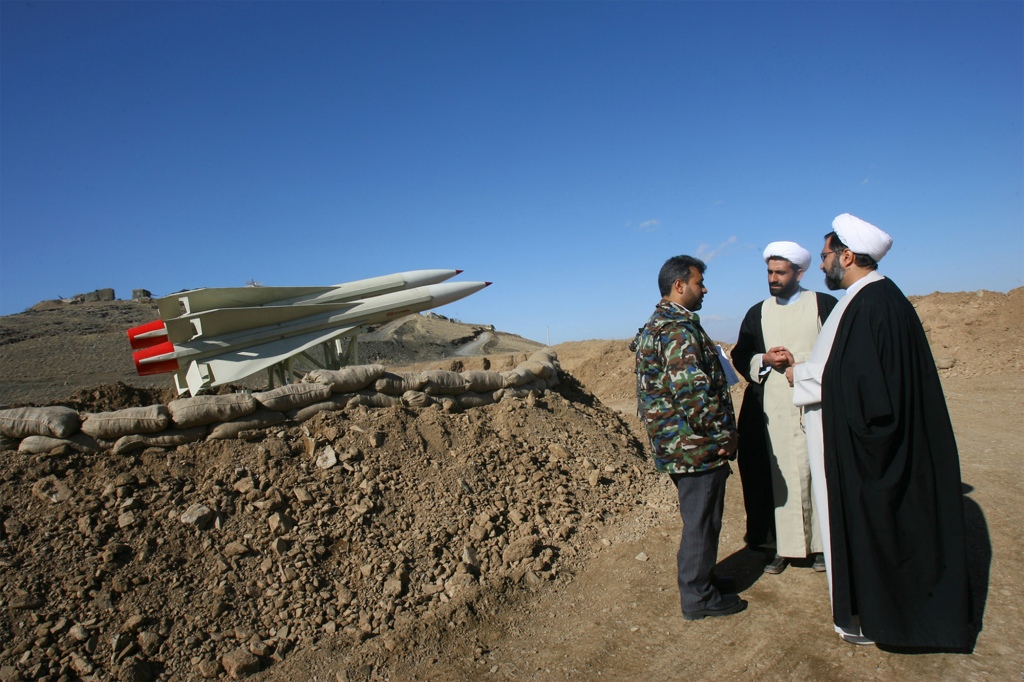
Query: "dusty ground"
0 288 1020 681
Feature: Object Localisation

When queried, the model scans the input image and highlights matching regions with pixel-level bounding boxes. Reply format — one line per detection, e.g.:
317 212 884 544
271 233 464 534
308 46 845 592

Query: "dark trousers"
671 464 730 614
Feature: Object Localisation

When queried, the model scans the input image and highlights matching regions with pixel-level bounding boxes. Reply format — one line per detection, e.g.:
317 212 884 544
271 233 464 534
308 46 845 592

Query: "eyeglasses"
820 248 846 262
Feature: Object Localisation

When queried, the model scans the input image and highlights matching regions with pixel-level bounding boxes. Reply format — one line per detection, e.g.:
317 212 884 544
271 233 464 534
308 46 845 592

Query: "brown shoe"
763 554 787 574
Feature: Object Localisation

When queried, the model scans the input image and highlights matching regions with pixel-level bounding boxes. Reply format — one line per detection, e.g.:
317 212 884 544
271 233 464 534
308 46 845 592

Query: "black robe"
822 277 973 649
731 291 837 549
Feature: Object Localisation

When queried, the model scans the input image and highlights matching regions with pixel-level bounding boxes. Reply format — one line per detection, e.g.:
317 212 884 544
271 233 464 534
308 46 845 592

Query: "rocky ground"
0 288 1021 681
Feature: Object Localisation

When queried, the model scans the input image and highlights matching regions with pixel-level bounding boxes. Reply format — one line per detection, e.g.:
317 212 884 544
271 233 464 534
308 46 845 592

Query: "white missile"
127 272 489 396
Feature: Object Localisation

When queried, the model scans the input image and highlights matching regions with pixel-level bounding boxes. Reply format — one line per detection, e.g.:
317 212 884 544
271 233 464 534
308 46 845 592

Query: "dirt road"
320 374 1022 681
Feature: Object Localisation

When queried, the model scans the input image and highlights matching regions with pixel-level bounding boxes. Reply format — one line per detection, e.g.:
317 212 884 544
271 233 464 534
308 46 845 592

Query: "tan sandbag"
0 406 81 439
460 370 505 393
81 405 170 439
402 390 433 408
502 387 538 400
207 409 286 440
288 394 351 422
520 360 556 380
500 367 537 388
456 391 498 409
112 426 208 454
303 365 385 393
420 370 470 396
168 394 258 429
375 372 425 396
254 383 332 412
528 348 558 364
18 433 100 455
348 391 401 408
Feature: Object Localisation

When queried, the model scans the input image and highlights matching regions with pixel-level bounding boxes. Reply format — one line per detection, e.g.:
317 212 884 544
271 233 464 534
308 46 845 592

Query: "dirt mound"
909 288 1023 376
0 377 654 680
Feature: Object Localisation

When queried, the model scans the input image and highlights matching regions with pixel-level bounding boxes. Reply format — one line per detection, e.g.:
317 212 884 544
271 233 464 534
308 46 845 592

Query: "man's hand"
717 432 739 458
763 346 794 371
786 366 794 387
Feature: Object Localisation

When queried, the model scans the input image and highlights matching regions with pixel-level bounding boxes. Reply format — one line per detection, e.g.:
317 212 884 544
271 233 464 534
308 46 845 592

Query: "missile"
128 269 462 351
127 272 490 396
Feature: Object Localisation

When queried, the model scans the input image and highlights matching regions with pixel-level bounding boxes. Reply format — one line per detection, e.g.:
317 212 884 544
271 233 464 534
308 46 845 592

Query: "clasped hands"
764 346 796 387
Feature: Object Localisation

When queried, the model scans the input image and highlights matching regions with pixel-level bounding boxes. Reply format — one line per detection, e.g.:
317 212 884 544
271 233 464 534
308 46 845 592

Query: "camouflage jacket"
632 301 736 474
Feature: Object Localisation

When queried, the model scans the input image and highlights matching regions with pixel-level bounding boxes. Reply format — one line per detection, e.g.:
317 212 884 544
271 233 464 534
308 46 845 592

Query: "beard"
770 280 800 299
824 258 845 290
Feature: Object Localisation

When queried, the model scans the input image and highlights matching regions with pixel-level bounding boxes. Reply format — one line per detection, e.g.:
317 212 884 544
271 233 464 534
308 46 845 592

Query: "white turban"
832 213 893 262
762 241 811 271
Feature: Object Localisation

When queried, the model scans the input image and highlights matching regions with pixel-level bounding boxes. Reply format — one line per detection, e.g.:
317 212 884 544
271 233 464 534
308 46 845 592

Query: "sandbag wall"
0 350 561 456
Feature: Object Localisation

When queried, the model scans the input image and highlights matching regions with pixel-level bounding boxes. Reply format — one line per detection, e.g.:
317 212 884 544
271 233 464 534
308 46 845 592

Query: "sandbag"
168 394 258 429
112 426 208 454
520 360 556 380
375 372 425 396
502 387 539 401
18 433 100 455
207 409 286 440
456 391 498 409
81 405 170 439
304 365 385 393
0 406 81 439
288 394 351 422
528 348 558 364
348 391 402 408
420 370 470 396
254 383 332 412
401 390 433 408
461 370 505 393
500 367 537 388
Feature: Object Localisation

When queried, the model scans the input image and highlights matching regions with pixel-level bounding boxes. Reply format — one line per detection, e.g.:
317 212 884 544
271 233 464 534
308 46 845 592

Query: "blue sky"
2 1 1021 344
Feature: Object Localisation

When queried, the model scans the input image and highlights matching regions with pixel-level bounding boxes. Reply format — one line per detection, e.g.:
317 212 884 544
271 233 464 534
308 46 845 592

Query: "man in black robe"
793 213 973 649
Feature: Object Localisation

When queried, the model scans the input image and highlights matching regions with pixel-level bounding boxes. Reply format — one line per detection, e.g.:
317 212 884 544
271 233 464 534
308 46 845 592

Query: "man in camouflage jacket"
632 255 747 621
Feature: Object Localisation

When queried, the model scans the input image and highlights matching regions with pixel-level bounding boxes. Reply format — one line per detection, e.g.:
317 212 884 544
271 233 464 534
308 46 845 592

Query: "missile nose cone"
455 270 464 275
485 282 492 286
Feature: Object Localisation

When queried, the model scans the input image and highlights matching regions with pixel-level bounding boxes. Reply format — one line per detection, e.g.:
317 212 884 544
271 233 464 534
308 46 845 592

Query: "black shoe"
812 554 826 572
683 594 748 621
763 554 787 575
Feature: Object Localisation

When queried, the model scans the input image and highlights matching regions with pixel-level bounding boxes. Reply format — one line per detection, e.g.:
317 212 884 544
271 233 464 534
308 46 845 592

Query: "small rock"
224 541 250 557
122 615 146 633
9 591 43 610
31 476 72 504
138 631 161 657
196 658 222 679
635 552 649 562
181 504 214 528
222 647 260 679
502 535 540 565
268 512 295 535
316 446 338 470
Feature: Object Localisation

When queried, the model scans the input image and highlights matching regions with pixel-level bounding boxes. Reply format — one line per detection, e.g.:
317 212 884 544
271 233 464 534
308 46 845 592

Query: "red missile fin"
127 320 168 350
132 341 179 376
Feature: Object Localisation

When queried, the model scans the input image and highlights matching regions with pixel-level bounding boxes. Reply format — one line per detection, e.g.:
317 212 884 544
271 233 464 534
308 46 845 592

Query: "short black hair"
658 255 706 297
824 231 878 270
